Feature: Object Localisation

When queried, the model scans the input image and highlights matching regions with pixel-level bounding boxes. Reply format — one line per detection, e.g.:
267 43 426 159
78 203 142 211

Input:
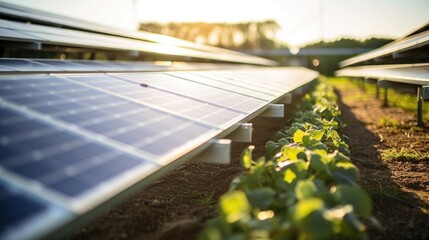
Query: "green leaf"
220 191 250 223
314 129 325 141
293 129 306 143
292 198 324 220
332 161 359 184
282 161 308 184
286 126 299 137
282 146 306 161
265 141 279 158
309 154 330 173
274 131 287 140
241 146 254 169
295 180 318 200
246 187 276 209
300 211 333 240
284 168 297 184
335 185 372 217
310 129 325 141
278 138 290 146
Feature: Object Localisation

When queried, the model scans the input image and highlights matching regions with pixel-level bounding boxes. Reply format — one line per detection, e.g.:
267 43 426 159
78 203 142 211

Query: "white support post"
228 123 253 142
193 139 231 164
260 104 284 118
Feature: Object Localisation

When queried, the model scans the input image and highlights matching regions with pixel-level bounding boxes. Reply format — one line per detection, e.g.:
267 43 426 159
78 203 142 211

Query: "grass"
377 117 400 128
197 192 215 207
380 148 428 162
328 77 429 121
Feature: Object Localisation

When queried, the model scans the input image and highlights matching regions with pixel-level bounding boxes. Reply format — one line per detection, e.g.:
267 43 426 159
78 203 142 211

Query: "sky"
2 0 429 47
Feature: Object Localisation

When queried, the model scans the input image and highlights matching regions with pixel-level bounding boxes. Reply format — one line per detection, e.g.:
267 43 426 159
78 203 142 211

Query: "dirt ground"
334 82 429 239
69 81 429 240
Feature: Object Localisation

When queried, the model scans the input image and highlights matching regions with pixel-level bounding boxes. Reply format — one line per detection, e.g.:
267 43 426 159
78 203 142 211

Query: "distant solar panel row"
0 17 275 66
336 63 429 86
340 29 429 67
0 67 318 239
0 2 273 66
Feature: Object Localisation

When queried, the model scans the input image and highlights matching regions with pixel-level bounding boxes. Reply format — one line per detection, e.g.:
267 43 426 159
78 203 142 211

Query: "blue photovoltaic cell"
0 181 47 234
0 106 154 197
0 65 14 72
207 71 288 94
167 72 276 101
66 60 126 71
0 75 215 159
32 60 92 71
59 74 244 128
234 69 310 91
0 59 60 72
112 73 268 113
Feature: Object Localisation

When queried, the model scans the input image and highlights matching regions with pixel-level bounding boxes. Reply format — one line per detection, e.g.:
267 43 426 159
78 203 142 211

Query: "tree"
139 20 281 50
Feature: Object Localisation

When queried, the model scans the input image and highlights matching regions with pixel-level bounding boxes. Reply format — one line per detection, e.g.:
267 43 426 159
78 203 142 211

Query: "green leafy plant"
200 78 376 240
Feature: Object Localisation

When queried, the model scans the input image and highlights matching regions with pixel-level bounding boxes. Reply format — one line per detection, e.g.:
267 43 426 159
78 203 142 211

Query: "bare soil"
69 82 429 240
334 83 429 239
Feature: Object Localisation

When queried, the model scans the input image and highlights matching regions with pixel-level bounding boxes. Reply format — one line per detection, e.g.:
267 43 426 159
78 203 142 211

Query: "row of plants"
199 78 378 240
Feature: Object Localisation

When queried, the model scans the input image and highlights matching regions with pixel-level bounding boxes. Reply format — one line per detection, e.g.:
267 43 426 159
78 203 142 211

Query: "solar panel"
112 72 269 113
336 63 429 85
55 74 245 128
0 59 60 72
0 179 72 240
0 67 319 239
0 180 47 231
0 75 218 160
340 29 429 67
0 17 276 66
196 71 286 95
166 72 276 101
30 59 94 72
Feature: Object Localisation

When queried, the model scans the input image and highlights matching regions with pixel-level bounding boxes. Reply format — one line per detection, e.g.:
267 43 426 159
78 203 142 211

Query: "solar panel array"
336 63 429 86
0 2 276 66
337 22 429 126
337 20 429 85
0 1 254 58
0 2 322 238
0 66 318 239
340 21 429 68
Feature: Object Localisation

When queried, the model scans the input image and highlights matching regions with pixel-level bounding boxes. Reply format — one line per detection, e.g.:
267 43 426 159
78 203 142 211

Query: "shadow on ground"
335 86 429 240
